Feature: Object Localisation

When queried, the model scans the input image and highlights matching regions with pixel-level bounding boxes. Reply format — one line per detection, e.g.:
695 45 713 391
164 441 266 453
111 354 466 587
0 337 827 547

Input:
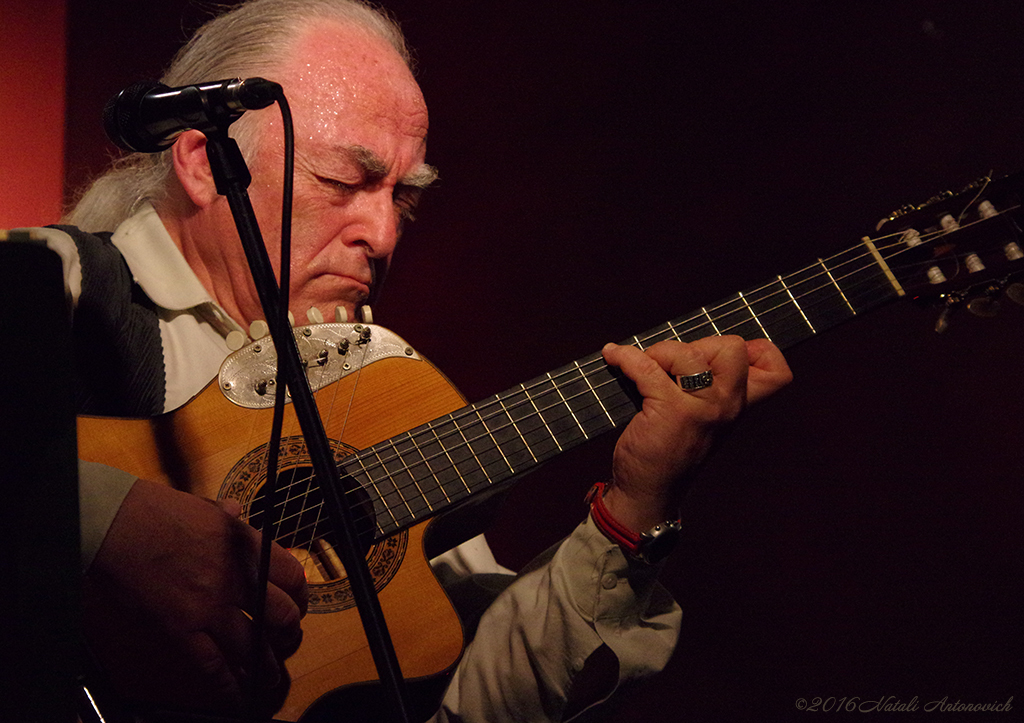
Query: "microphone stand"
203 129 412 723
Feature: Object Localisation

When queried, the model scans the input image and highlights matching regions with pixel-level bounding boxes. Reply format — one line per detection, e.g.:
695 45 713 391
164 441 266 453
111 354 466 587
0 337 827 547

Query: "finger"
207 606 282 691
744 338 793 404
216 497 243 518
264 582 305 657
602 342 683 401
269 540 309 617
180 630 244 707
685 335 750 400
643 340 717 396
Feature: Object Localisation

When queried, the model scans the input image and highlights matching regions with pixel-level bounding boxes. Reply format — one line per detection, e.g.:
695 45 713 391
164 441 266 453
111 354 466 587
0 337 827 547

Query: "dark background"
64 1 1022 720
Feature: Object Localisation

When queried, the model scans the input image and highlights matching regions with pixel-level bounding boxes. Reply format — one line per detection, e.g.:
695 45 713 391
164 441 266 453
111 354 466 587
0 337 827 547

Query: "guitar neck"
344 241 903 540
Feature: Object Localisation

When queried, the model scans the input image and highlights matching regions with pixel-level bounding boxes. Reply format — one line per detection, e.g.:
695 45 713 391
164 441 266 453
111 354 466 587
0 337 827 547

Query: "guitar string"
321 206 1019 524
262 224 1007 544
258 251 914 540
260 207 1020 541
259 204 1021 545
270 334 377 548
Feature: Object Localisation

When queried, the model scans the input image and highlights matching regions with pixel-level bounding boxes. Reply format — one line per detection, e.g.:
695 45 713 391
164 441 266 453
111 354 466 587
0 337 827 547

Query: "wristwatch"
586 482 682 564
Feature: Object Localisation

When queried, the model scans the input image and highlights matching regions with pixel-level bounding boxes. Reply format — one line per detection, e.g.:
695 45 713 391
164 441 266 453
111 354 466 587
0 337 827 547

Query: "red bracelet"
586 481 682 563
586 481 643 555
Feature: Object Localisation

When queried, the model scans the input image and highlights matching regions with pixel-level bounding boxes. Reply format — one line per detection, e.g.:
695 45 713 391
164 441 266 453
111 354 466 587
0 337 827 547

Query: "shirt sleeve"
432 516 681 722
78 460 137 571
4 229 139 571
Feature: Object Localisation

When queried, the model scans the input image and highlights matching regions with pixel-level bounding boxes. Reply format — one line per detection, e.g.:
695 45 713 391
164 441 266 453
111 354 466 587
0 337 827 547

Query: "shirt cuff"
78 460 137 571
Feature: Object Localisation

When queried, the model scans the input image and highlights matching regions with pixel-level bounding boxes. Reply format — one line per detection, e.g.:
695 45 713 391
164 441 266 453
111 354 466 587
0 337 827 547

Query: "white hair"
64 0 412 232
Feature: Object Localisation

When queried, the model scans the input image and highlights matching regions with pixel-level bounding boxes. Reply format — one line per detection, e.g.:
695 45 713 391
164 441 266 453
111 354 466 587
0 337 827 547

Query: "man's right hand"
83 478 308 710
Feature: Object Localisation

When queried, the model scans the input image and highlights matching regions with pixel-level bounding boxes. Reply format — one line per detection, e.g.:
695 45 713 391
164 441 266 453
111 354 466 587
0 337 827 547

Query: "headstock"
873 172 1024 329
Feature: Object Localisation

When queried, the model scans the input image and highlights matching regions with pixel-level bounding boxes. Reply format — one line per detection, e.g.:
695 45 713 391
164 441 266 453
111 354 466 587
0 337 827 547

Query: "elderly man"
32 0 791 719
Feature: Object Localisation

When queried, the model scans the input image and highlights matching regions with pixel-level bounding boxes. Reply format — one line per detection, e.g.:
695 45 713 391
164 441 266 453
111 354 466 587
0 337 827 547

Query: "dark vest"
51 225 166 417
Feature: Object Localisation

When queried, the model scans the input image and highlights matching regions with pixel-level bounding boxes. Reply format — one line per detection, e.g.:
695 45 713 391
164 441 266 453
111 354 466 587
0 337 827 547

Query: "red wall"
0 0 67 228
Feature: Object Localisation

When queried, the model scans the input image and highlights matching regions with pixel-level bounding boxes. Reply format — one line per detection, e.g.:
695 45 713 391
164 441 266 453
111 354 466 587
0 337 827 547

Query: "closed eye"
316 175 360 194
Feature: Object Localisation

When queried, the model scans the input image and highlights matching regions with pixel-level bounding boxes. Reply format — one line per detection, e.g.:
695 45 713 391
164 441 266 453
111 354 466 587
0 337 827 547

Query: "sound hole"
246 466 374 583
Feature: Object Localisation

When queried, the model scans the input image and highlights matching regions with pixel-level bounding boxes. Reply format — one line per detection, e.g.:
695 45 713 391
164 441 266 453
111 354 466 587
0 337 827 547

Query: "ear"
171 130 218 208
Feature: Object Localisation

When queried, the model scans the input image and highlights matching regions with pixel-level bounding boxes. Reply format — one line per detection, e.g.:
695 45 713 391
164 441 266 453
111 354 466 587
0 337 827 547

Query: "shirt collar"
111 203 214 312
111 204 245 338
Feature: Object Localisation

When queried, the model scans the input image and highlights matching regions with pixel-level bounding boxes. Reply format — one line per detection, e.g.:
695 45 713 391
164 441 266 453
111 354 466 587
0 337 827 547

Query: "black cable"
248 89 294 717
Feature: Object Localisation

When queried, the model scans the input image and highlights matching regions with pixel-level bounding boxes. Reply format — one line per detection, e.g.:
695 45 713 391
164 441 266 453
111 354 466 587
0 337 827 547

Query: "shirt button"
601 573 618 590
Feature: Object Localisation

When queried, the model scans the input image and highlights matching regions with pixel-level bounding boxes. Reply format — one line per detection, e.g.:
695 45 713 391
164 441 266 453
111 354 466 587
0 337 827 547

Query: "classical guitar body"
77 353 468 721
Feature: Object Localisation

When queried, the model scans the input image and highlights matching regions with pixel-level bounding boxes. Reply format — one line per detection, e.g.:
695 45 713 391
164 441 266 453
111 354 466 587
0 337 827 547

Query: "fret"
519 381 565 452
575 359 615 428
543 361 620 440
351 455 402 530
504 385 562 459
431 416 488 498
826 246 901 313
634 320 684 348
418 417 474 503
388 434 439 517
778 259 857 334
817 257 856 314
462 407 513 480
778 274 816 334
704 294 766 340
367 447 416 528
739 279 816 349
473 404 518 476
496 393 540 465
547 371 588 440
701 307 722 336
406 427 453 507
737 290 771 341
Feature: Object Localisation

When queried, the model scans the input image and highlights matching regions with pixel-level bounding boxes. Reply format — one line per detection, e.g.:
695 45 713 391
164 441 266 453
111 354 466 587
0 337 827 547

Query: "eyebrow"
345 144 439 189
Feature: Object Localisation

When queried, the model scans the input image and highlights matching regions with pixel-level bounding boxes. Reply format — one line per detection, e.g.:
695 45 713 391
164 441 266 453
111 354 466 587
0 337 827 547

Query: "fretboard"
342 240 902 540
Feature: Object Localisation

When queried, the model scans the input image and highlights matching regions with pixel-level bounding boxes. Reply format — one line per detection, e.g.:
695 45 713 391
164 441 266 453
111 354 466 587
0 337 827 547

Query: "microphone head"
103 80 173 153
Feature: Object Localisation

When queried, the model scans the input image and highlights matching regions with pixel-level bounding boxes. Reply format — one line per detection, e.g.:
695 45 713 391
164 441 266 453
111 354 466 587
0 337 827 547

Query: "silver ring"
676 370 713 391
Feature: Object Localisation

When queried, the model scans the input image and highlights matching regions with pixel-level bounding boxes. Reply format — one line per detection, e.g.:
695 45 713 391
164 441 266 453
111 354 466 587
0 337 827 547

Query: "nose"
351 186 400 259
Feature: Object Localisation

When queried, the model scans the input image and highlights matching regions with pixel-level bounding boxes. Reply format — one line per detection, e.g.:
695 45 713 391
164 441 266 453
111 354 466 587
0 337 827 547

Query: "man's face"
213 21 431 327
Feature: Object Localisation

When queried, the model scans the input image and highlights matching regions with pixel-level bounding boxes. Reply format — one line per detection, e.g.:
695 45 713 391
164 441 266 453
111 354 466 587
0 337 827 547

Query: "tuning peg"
288 310 296 326
307 306 324 324
901 228 947 284
359 305 374 324
334 306 349 323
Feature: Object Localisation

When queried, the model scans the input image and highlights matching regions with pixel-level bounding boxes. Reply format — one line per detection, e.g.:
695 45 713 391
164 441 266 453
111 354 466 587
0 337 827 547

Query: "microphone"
103 77 281 153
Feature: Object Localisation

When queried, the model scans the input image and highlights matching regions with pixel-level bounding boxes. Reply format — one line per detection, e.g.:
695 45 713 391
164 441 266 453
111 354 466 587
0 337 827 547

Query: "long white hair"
64 0 411 232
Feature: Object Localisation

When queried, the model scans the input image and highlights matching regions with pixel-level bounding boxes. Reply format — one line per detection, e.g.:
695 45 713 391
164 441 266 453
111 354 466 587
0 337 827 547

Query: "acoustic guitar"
77 173 1024 720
